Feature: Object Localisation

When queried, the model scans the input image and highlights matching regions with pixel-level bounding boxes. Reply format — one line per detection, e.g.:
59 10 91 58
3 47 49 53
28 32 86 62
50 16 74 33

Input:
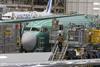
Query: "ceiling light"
93 3 100 5
93 8 100 10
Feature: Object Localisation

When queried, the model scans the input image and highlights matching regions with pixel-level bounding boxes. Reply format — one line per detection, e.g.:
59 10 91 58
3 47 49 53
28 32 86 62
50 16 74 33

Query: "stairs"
49 40 68 61
49 27 69 61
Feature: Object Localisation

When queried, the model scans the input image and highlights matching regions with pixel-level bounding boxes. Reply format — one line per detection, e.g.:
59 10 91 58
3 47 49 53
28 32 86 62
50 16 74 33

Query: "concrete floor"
0 52 51 64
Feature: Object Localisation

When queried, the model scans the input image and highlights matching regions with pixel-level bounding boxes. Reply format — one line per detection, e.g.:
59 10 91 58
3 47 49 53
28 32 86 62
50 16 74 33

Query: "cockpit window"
31 28 39 31
24 27 30 30
24 27 39 31
2 16 11 18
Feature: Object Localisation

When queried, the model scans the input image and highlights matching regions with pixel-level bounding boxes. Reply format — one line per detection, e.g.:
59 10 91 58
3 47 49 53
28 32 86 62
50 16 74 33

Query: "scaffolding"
0 0 98 15
0 23 19 53
0 0 65 14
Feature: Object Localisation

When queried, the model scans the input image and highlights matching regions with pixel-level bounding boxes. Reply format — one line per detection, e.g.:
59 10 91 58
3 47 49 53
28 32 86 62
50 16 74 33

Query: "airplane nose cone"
21 31 39 51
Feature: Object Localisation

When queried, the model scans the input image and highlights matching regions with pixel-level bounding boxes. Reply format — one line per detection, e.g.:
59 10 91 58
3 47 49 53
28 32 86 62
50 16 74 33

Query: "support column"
54 0 65 14
31 0 34 11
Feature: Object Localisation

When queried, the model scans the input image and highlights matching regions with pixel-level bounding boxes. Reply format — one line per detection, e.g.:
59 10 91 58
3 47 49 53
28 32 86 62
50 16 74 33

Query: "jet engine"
21 31 39 51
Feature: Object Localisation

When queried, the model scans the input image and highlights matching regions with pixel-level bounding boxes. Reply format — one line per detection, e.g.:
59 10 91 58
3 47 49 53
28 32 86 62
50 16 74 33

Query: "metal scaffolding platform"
0 0 65 14
0 0 99 15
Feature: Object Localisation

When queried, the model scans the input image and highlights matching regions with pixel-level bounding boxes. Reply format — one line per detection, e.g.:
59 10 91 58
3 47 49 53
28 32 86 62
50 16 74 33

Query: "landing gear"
19 45 27 53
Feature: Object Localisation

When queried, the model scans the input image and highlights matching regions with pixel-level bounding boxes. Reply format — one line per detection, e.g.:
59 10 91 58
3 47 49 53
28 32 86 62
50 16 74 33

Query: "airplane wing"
0 15 83 23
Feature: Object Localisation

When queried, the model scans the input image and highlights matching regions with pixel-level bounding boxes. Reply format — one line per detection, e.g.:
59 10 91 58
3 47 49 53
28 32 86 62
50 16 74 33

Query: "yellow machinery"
89 29 100 44
4 28 12 37
16 36 21 45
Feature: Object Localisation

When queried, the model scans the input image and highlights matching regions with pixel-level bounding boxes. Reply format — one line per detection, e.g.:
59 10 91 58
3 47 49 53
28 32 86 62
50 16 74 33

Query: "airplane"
0 14 90 52
0 15 71 52
2 0 53 20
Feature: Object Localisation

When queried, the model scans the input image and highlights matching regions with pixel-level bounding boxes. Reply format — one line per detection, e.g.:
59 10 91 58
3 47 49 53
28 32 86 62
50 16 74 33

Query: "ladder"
49 40 69 61
49 41 58 60
49 27 69 61
59 41 68 60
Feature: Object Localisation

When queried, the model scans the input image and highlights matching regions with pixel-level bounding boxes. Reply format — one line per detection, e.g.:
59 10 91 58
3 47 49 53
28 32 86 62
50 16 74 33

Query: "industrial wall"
66 0 93 15
66 0 100 15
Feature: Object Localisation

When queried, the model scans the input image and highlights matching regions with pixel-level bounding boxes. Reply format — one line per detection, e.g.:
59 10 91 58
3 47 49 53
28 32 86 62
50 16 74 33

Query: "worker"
57 34 64 52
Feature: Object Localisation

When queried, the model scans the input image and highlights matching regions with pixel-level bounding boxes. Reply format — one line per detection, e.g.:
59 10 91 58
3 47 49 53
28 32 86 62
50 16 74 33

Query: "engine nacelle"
21 31 39 51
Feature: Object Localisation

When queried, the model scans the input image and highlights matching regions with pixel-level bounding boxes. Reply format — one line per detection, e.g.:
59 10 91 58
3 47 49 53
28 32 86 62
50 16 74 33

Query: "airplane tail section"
44 0 52 14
